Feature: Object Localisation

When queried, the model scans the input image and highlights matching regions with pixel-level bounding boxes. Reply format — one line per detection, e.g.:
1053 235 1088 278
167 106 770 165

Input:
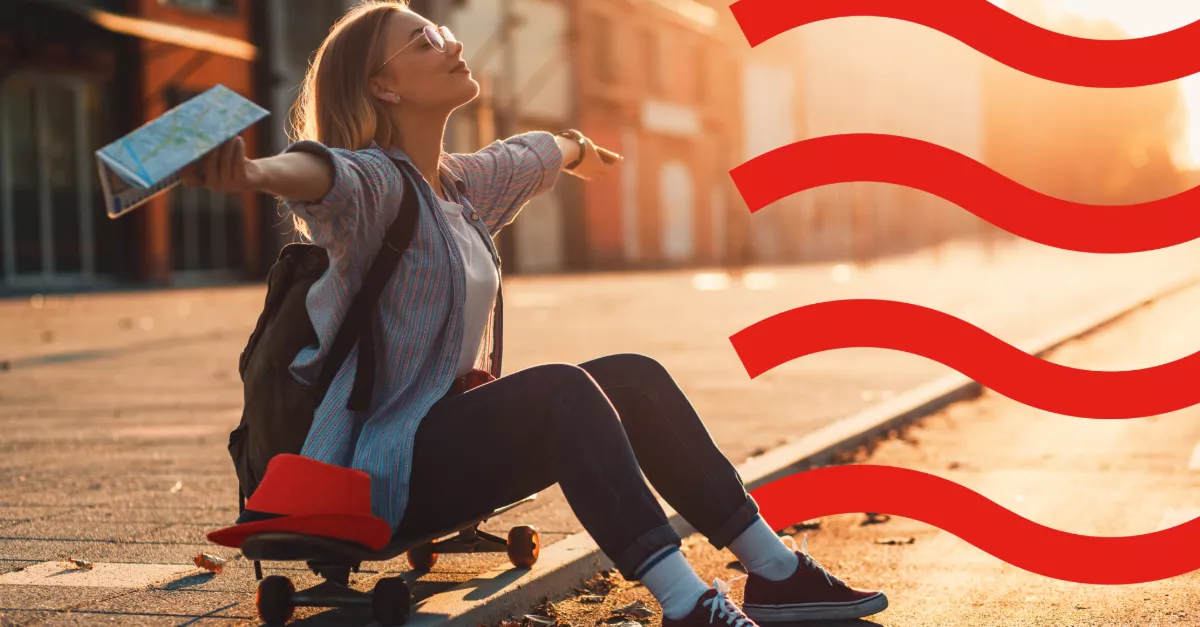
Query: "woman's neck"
378 108 450 200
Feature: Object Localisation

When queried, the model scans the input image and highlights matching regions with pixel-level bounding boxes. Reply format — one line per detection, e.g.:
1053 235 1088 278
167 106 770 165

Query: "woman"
183 1 887 624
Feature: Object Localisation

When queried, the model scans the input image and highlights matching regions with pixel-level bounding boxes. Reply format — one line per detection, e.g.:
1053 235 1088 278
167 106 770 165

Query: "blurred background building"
1 0 1197 294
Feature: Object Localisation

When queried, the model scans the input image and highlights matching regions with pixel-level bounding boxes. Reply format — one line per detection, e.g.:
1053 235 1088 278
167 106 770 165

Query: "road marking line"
0 561 195 588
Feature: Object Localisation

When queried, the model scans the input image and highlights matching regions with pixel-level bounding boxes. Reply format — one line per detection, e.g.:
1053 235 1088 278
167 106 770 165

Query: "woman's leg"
578 353 887 623
576 353 762 549
394 362 683 581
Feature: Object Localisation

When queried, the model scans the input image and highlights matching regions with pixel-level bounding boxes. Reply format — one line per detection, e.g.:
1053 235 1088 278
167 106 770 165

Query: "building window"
641 29 665 95
163 87 244 277
593 14 615 83
159 0 239 15
1 74 114 287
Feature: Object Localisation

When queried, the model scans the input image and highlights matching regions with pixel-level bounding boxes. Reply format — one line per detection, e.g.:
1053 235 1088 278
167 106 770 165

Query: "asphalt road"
2 238 1200 625
518 267 1200 627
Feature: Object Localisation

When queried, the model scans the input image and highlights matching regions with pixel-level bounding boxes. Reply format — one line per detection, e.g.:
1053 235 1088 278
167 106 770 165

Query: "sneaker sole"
743 592 888 622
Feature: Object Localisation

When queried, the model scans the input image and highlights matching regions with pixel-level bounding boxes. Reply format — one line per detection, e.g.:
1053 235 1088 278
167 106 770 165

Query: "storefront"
0 0 261 294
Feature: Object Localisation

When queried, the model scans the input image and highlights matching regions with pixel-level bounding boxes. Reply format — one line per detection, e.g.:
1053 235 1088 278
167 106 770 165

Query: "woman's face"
371 10 479 110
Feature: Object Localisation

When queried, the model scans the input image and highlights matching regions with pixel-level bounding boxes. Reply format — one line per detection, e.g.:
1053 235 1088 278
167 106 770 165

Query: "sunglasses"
377 24 458 72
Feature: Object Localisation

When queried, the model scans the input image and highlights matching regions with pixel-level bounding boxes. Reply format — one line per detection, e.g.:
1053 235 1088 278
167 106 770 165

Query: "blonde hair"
286 0 411 239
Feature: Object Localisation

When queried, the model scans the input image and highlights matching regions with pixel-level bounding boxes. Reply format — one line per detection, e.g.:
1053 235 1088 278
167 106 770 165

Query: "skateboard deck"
242 493 537 563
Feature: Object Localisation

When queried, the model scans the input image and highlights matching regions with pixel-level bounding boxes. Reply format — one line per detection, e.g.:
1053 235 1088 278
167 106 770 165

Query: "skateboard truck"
242 494 539 626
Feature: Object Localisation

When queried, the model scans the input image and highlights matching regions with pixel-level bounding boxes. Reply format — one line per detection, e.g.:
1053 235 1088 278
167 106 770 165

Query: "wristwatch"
555 129 587 170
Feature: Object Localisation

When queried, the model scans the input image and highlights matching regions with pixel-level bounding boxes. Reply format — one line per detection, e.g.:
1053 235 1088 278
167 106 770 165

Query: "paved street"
2 238 1200 625
522 257 1200 627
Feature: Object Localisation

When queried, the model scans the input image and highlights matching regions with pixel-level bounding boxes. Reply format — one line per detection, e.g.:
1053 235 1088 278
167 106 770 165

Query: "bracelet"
555 129 587 170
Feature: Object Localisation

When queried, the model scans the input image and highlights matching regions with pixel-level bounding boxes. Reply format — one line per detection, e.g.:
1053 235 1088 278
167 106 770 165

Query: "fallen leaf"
874 537 915 545
533 600 558 617
67 558 94 570
580 574 614 595
579 595 605 604
781 520 821 534
523 615 555 626
194 553 226 573
613 600 654 619
861 513 891 526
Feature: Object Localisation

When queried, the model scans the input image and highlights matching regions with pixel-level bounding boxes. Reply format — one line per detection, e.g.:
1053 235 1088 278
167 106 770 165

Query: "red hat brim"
207 513 392 551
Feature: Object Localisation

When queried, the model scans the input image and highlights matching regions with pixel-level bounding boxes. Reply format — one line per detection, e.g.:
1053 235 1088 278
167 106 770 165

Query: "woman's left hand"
568 136 623 181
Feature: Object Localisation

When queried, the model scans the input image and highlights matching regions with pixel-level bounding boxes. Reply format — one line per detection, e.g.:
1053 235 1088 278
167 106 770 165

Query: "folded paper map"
95 84 269 219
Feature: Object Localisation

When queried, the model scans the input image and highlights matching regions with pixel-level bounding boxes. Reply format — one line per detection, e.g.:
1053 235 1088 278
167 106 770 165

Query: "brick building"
0 0 264 294
571 0 747 270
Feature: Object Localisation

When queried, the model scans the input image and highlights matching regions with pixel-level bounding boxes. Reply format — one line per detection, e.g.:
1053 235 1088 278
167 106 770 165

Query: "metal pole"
496 0 520 270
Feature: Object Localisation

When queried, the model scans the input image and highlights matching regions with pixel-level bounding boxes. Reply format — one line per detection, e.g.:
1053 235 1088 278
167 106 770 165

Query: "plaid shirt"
281 132 563 527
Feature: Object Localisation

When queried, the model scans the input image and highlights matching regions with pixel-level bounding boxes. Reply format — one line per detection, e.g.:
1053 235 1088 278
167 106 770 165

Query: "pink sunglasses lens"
425 25 447 51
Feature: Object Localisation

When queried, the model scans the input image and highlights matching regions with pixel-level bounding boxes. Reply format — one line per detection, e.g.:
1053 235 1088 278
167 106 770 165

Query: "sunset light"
1039 0 1200 168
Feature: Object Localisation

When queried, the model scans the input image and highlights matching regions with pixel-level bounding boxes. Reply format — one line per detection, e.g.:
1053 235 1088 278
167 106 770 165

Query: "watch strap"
556 129 587 170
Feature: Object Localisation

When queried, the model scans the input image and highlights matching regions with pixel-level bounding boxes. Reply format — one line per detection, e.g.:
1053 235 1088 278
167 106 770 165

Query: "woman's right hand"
181 136 265 193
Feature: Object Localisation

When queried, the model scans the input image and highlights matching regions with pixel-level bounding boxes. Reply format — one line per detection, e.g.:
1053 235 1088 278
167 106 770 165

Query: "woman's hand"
567 136 623 181
181 136 266 193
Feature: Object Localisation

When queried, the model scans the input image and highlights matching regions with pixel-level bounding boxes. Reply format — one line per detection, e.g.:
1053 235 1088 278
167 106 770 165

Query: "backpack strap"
317 165 421 412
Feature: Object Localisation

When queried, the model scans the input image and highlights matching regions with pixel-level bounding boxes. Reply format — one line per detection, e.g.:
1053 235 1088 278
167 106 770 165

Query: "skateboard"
242 494 540 626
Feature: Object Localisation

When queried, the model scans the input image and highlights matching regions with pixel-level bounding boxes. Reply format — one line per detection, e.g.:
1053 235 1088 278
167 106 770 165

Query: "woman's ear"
368 77 395 104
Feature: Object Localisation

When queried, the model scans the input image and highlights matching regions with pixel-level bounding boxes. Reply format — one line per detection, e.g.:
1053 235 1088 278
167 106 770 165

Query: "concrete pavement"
3 238 1200 625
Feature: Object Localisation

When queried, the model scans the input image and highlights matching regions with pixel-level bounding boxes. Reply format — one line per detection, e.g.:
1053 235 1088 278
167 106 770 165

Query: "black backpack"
228 165 420 506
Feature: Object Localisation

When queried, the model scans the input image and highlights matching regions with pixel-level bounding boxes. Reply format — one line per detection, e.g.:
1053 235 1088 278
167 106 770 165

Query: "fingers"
225 137 246 189
180 163 201 188
202 146 223 188
181 137 246 192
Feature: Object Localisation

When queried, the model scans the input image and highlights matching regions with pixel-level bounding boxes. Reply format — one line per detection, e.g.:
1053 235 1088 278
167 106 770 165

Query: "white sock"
636 547 709 620
728 516 800 581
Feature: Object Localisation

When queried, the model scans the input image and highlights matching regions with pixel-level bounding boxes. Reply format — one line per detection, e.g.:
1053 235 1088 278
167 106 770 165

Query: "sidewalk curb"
406 269 1200 627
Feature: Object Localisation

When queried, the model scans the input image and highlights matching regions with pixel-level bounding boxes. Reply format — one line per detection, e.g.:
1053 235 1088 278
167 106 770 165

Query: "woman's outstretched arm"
182 136 333 202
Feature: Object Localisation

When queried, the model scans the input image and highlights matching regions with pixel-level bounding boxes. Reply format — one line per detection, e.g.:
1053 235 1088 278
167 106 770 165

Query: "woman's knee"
581 353 672 388
524 362 607 400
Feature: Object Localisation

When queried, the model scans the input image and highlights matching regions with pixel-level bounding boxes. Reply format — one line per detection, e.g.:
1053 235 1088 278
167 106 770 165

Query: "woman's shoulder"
285 139 398 168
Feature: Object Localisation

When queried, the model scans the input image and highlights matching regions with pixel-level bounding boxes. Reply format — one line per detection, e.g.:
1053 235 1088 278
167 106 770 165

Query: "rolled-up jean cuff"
615 523 683 580
707 494 761 550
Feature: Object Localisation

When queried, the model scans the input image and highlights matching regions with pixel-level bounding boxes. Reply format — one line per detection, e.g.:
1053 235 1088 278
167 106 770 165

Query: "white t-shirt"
437 195 499 378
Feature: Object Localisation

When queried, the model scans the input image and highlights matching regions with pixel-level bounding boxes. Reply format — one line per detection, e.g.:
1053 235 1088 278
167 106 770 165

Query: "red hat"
207 454 392 551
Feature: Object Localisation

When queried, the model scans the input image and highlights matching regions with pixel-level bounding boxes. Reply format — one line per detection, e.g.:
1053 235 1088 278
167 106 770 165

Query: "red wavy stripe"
729 299 1200 419
729 134 1200 254
750 465 1200 584
729 0 1200 88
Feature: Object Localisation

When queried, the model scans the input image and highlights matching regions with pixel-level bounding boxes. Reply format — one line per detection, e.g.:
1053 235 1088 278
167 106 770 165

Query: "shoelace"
783 534 850 589
703 577 755 627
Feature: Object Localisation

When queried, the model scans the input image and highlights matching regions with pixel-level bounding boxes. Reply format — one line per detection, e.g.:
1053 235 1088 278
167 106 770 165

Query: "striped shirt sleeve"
449 131 564 235
280 140 407 252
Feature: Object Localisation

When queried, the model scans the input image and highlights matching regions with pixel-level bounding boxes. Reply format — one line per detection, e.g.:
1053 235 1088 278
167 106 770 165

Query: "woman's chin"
454 78 481 104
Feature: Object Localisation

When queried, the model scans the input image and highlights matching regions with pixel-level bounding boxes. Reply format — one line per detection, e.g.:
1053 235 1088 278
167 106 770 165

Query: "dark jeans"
393 353 760 580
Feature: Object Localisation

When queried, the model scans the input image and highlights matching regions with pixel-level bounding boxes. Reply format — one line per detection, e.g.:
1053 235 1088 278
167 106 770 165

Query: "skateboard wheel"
507 525 539 569
373 576 411 626
407 543 438 570
256 575 296 625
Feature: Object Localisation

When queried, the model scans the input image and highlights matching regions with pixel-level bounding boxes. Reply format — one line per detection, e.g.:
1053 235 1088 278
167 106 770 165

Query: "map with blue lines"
95 84 269 219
